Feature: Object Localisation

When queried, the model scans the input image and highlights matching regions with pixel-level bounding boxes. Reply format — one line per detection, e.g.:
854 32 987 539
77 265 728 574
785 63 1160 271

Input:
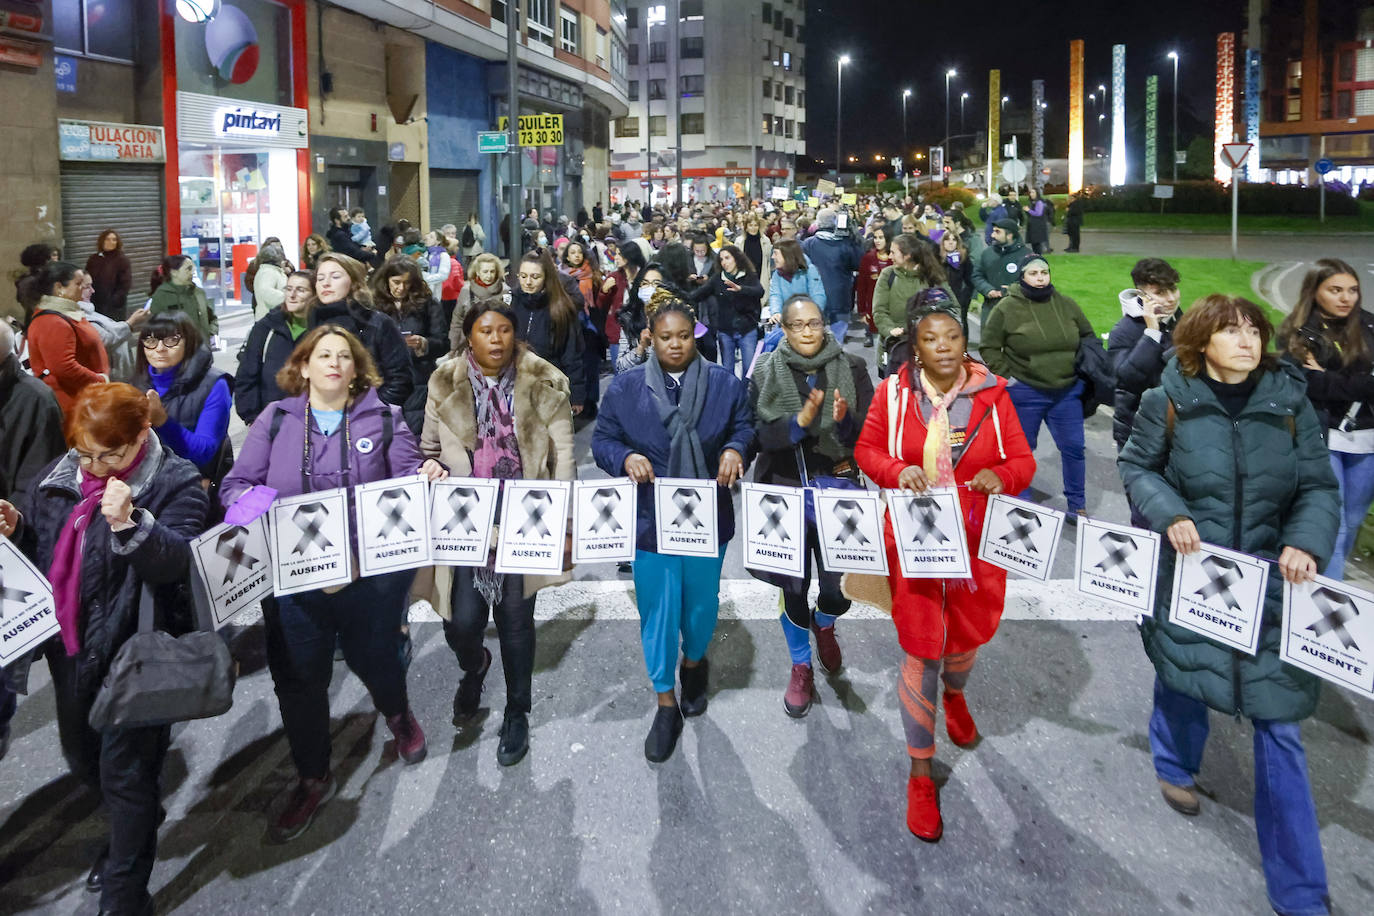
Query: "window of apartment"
628 80 640 101
773 9 783 28
784 119 794 138
762 39 772 61
596 26 608 69
681 0 704 19
616 117 640 138
784 85 794 104
626 6 638 28
649 78 666 100
797 121 805 141
797 90 805 108
762 78 772 99
774 115 783 135
54 0 135 62
650 40 667 63
774 82 782 101
492 0 507 21
680 37 704 59
783 18 793 38
527 0 555 47
762 117 772 135
681 74 705 97
783 51 791 71
612 38 627 76
681 113 705 134
762 2 772 23
560 7 580 55
650 115 667 137
797 25 804 43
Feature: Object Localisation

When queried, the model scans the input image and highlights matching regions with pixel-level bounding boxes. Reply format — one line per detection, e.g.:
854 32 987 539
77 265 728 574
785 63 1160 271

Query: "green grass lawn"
1034 254 1274 333
1038 197 1373 233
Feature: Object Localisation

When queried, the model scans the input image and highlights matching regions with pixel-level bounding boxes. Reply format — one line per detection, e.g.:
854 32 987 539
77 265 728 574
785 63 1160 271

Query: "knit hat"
993 218 1019 234
816 208 839 230
522 217 539 231
1019 253 1049 273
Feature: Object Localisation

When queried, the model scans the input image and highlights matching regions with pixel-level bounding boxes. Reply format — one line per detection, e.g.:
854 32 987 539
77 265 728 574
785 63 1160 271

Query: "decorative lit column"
1031 80 1045 191
988 69 1001 197
1110 44 1126 186
1244 48 1262 181
1215 32 1236 184
1069 40 1084 193
1145 75 1159 183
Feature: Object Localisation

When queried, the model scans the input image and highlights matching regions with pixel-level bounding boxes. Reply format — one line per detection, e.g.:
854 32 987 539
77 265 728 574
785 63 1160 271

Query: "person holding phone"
690 244 764 378
1108 259 1184 458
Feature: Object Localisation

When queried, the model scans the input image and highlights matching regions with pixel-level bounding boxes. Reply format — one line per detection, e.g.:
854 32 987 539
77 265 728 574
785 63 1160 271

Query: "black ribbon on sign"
756 494 791 542
908 496 949 545
214 526 260 585
832 499 871 546
0 570 33 606
441 487 480 535
671 487 705 529
1194 555 1242 611
376 488 416 538
291 503 334 556
1308 587 1362 651
999 507 1042 553
589 488 624 534
1094 531 1138 579
518 490 553 538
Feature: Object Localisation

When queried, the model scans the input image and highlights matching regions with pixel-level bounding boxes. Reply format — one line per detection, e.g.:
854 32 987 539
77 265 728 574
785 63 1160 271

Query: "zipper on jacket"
1229 417 1245 721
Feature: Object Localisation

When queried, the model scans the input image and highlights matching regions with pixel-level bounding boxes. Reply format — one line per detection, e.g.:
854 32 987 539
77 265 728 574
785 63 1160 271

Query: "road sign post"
1219 142 1253 260
477 131 510 155
1315 152 1333 224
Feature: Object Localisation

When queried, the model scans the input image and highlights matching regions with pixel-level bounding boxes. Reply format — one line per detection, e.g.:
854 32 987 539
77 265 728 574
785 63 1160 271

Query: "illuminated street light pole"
902 88 911 158
944 68 956 186
1168 50 1180 180
835 54 850 184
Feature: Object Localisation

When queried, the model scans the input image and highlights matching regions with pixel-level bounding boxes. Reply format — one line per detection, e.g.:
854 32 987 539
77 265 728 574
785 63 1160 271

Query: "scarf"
919 366 968 488
466 350 522 604
49 440 150 655
645 351 710 477
751 332 857 460
564 262 594 311
1019 280 1055 302
427 245 446 272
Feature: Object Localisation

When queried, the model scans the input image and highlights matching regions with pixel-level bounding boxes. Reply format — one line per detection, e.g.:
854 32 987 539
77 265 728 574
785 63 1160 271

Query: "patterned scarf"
466 350 522 605
919 366 967 488
752 332 858 460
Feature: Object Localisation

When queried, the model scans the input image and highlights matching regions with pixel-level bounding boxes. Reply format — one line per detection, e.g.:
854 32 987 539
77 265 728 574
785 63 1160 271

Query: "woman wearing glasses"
0 382 209 916
130 312 234 502
220 325 447 844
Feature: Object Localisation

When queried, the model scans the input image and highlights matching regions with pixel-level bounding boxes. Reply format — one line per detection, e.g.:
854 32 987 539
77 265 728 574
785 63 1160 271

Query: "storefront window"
175 0 294 107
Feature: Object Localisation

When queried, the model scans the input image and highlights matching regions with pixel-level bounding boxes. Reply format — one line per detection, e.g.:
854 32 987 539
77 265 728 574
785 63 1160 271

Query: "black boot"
86 842 109 893
679 659 709 717
452 646 492 725
496 711 529 766
644 704 684 763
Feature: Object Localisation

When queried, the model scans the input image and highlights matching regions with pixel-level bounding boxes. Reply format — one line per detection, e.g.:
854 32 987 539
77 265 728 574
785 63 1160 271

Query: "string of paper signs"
1 476 1370 699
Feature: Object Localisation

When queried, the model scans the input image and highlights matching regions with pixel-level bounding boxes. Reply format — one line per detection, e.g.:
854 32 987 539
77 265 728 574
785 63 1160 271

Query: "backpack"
460 224 476 249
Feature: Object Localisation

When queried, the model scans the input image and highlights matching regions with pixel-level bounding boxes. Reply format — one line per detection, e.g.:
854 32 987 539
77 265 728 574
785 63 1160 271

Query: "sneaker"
907 775 943 842
943 691 979 747
864 330 875 348
1158 779 1201 816
267 773 337 844
679 659 709 717
811 620 842 674
644 704 684 763
496 712 530 767
386 708 428 765
453 647 492 725
783 663 814 718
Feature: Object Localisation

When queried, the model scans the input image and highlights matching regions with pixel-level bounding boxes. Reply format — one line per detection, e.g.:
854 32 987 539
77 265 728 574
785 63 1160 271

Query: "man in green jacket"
971 218 1028 313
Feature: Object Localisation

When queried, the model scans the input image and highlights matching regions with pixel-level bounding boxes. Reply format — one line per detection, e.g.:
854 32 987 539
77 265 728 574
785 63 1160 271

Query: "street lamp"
1168 50 1179 180
1001 95 1009 111
960 91 969 132
902 88 912 157
835 54 850 183
944 68 956 186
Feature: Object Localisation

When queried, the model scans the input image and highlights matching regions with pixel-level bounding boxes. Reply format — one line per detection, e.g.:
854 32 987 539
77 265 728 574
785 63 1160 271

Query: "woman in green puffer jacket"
871 234 956 368
1118 294 1338 916
148 255 218 342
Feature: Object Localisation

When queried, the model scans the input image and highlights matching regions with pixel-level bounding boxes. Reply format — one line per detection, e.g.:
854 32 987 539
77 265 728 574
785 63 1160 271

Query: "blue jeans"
608 342 620 369
1006 378 1087 512
0 665 15 746
718 329 759 378
632 546 727 692
1324 449 1374 579
1149 678 1329 916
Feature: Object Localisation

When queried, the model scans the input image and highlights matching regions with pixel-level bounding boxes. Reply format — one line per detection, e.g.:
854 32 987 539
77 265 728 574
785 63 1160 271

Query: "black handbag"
87 583 236 732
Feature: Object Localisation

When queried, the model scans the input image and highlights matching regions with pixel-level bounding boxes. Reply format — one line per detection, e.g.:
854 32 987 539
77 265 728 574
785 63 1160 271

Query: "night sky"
804 0 1248 164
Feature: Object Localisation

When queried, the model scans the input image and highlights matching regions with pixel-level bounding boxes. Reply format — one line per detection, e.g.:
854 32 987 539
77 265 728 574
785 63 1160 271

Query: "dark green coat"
1118 359 1339 722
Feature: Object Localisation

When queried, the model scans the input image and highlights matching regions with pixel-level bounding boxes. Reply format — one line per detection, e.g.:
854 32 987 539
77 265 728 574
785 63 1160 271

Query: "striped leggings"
898 650 978 759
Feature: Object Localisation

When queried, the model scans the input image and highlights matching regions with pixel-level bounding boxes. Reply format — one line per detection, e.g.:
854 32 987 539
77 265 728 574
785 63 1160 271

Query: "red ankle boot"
906 775 942 842
943 691 979 747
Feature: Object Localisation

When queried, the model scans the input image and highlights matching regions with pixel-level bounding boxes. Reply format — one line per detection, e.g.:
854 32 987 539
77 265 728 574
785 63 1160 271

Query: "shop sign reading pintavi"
59 120 166 164
176 91 309 150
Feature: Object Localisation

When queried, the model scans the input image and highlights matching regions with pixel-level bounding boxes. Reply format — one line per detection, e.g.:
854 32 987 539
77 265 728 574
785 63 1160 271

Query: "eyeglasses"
75 444 131 468
141 334 183 350
785 319 825 332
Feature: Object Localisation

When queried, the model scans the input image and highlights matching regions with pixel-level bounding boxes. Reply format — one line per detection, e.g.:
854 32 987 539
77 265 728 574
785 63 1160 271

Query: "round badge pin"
1006 263 1018 273
356 437 375 454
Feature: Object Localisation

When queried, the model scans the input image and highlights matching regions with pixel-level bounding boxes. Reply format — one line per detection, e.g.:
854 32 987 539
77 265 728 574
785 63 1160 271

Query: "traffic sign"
1002 160 1028 184
1315 157 1335 175
639 179 652 188
1220 142 1252 170
477 131 509 154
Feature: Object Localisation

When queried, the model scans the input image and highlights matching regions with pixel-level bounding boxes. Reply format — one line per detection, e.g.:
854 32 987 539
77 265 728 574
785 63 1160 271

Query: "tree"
1180 135 1213 180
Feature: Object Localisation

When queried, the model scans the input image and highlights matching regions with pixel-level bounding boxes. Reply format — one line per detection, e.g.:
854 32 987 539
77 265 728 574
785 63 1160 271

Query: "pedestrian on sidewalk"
83 229 132 320
853 302 1035 842
220 326 447 844
750 294 873 717
420 300 574 767
1277 258 1372 579
1118 295 1338 916
592 293 754 763
235 270 316 424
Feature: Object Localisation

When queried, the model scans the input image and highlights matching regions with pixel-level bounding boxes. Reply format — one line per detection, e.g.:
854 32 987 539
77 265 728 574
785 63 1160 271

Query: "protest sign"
886 487 970 578
495 480 571 574
1281 576 1374 696
740 482 806 577
430 478 499 567
189 517 273 628
1168 543 1269 655
270 488 352 596
977 494 1064 581
572 478 637 564
813 488 888 574
355 476 433 576
653 478 719 558
0 535 58 666
1073 516 1161 617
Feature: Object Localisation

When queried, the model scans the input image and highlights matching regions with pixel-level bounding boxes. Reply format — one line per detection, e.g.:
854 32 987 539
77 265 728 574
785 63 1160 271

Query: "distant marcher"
802 209 864 339
1063 194 1084 253
872 234 956 367
510 250 586 412
26 260 110 414
856 224 894 348
84 229 133 320
371 258 447 433
10 242 60 327
149 255 218 342
308 252 413 408
971 219 1029 312
1023 187 1055 255
694 244 764 377
450 253 509 353
250 241 292 320
76 267 148 382
459 212 486 266
301 233 330 272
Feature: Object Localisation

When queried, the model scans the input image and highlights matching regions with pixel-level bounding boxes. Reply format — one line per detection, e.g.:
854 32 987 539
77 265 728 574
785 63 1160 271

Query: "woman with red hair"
0 382 209 914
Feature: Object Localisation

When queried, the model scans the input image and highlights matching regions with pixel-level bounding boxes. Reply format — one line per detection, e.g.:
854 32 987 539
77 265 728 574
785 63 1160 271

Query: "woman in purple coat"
220 324 446 843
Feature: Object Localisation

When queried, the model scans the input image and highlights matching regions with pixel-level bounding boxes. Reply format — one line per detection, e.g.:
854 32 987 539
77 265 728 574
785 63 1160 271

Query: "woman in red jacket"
855 224 893 349
854 298 1035 843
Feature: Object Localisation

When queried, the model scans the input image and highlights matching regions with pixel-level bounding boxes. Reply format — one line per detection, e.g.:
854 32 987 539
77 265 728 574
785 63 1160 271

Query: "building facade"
609 0 806 207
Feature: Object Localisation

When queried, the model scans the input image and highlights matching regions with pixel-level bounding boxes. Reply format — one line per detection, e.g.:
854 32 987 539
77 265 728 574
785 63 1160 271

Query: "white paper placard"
0 534 58 666
886 487 971 579
354 476 433 576
813 487 889 574
653 478 719 558
1168 543 1269 655
1281 576 1374 697
495 480 571 574
977 494 1065 581
740 482 806 577
270 488 353 596
430 478 499 567
190 518 274 628
1073 516 1162 617
572 478 638 564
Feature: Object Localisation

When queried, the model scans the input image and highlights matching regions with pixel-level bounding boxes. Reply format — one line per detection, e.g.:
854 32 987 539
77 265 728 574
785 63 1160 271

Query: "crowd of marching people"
1 183 1367 916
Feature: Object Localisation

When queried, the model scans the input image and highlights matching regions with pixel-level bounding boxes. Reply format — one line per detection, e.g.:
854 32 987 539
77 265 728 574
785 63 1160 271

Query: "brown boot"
1158 779 1200 816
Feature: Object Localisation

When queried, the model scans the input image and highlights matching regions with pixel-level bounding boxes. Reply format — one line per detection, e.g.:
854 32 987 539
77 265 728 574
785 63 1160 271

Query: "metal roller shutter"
59 163 165 310
429 168 479 234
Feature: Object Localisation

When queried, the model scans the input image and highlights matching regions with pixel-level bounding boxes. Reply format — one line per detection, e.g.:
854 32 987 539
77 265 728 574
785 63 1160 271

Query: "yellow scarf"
919 366 967 487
